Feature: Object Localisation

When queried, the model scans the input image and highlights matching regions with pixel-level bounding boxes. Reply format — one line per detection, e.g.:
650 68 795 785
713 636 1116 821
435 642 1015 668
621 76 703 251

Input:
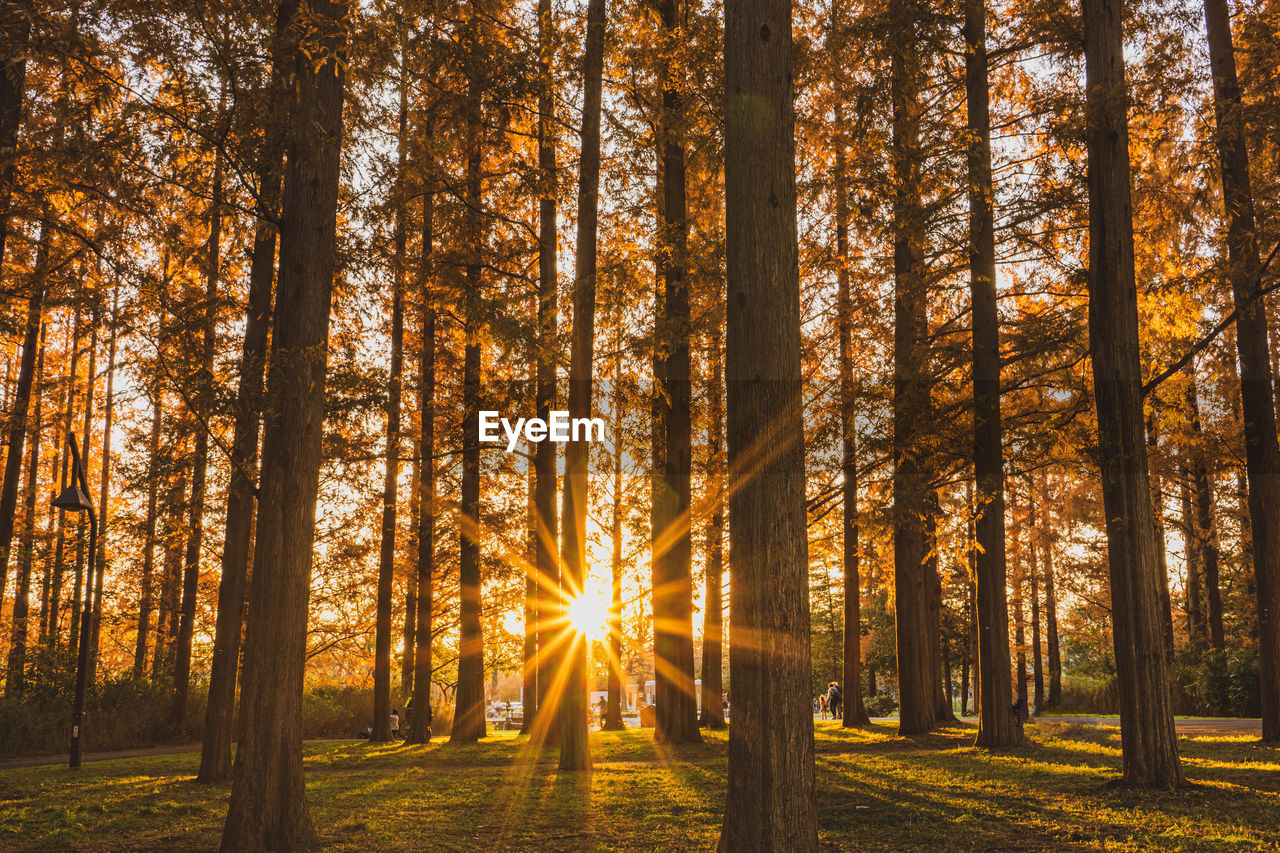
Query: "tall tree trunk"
171 124 224 728
1083 0 1184 785
604 342 626 731
450 40 486 744
1042 478 1062 708
220 0 346 844
1146 409 1177 661
5 320 42 696
88 284 119 682
926 502 955 722
520 439 535 731
0 222 45 607
1012 525 1027 717
45 308 80 647
198 72 284 781
891 0 936 737
0 0 31 271
69 315 97 664
373 52 409 743
964 0 1019 747
719 0 818 845
1203 0 1280 743
531 0 559 743
1030 492 1044 712
1181 471 1205 648
558 0 606 769
1187 374 1226 650
699 321 726 729
408 144 436 746
134 372 163 678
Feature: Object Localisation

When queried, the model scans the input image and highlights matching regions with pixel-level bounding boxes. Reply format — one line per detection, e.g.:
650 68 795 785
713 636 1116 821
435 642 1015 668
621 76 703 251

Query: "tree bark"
1186 374 1225 650
450 38 486 744
88 284 119 683
1030 492 1044 712
0 222 44 608
1181 472 1205 648
719 0 818 845
1146 408 1177 662
219 0 346 844
198 70 285 781
47 306 80 648
5 319 42 696
171 120 225 728
1083 0 1184 785
558 0 606 769
531 0 558 741
964 0 1019 747
604 342 627 731
134 366 163 679
891 0 936 737
373 52 409 743
408 171 436 745
699 320 726 729
1012 525 1028 717
1042 479 1062 708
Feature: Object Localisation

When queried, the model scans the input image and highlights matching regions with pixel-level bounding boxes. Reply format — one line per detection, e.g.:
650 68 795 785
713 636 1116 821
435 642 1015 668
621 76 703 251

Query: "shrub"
863 693 898 717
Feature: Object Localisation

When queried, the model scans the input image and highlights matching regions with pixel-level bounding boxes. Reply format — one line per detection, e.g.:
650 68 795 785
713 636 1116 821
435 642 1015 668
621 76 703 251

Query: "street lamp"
51 432 95 769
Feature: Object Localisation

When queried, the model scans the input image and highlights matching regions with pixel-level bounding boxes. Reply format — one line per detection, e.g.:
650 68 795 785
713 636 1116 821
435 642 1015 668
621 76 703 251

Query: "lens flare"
565 581 611 640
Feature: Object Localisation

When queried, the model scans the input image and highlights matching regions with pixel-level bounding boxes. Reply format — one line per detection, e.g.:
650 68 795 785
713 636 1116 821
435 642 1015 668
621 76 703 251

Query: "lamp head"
51 484 93 513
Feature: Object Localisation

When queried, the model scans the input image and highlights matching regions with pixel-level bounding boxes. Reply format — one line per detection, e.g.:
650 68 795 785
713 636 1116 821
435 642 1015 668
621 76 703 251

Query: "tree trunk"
171 123 224 728
134 369 163 678
1042 479 1062 708
1030 494 1044 713
1203 0 1280 743
408 172 436 745
891 0 936 738
46 307 81 648
531 0 558 741
558 0 606 769
1145 408 1177 662
69 315 97 664
699 320 726 729
1181 471 1205 648
373 54 409 743
964 0 1019 747
0 223 45 607
719 0 818 844
0 0 31 271
1186 374 1226 650
219 0 346 844
604 344 627 731
1012 526 1027 717
88 284 119 683
1083 0 1184 785
198 73 284 781
5 320 42 696
450 48 486 745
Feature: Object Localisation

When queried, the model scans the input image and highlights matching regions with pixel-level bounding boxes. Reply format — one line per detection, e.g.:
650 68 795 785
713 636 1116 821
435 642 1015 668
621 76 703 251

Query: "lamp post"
51 432 95 769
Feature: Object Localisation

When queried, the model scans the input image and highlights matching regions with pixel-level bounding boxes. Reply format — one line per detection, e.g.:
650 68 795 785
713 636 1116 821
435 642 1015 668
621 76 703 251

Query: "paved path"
0 739 363 771
1042 715 1263 735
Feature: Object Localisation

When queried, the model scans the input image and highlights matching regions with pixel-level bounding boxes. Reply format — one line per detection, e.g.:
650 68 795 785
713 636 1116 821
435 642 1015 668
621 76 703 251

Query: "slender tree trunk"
171 125 224 728
1030 493 1044 713
409 172 436 745
964 0 1018 747
5 320 42 696
1187 375 1226 650
1043 479 1062 708
0 0 30 271
44 311 79 647
1146 408 1177 662
220 1 346 844
699 321 726 729
198 74 284 781
1083 0 1184 784
134 374 163 678
1181 471 1205 648
891 0 936 737
373 54 409 743
558 0 606 769
604 345 626 731
450 42 486 744
530 0 558 740
1012 526 1027 717
719 0 818 844
0 223 45 607
520 441 535 731
69 315 97 664
88 284 118 682
1203 0 1280 743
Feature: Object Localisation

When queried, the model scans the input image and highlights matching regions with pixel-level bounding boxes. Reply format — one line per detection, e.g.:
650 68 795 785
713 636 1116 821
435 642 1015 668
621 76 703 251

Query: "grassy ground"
0 721 1277 851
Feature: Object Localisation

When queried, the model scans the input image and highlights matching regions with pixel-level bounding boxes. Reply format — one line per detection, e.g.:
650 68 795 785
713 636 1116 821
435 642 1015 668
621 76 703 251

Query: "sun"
566 581 612 640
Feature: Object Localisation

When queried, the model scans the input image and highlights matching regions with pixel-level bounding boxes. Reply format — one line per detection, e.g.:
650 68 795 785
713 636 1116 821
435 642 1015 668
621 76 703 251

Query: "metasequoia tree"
963 0 1018 746
558 0 607 770
1082 0 1183 786
220 0 348 844
699 315 726 729
1202 0 1280 742
718 0 818 845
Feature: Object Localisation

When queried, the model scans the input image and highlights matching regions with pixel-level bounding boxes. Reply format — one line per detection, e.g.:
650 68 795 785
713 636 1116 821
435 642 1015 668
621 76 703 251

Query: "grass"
0 722 1277 851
